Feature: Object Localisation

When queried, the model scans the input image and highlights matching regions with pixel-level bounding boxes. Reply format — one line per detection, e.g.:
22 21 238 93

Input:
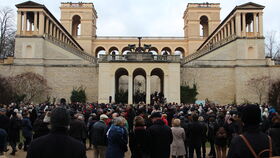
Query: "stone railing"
44 34 97 64
183 35 237 64
98 54 181 63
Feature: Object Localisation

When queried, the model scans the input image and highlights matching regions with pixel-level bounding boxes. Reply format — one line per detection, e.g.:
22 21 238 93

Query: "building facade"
1 1 280 104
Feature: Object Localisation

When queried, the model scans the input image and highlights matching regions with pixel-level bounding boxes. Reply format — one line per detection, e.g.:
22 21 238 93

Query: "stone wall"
181 65 280 105
0 65 99 103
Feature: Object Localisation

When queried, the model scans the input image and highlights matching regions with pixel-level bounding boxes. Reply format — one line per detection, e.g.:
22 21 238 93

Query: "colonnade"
200 10 263 51
16 10 83 51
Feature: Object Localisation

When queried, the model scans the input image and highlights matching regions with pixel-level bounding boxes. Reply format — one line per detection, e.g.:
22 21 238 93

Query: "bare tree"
0 7 15 58
247 76 270 104
9 72 51 103
265 30 280 59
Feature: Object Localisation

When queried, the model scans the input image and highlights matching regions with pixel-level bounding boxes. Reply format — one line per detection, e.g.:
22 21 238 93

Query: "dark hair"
134 116 145 126
192 113 199 121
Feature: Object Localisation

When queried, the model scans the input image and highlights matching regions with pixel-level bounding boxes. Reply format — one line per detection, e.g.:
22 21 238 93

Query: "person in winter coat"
22 112 33 151
33 113 50 139
69 114 87 144
0 128 7 156
146 112 173 158
187 113 204 158
91 114 108 158
207 115 217 158
227 104 272 158
170 119 186 158
268 115 280 156
106 116 128 158
26 107 87 158
129 116 149 158
9 112 22 155
199 116 208 158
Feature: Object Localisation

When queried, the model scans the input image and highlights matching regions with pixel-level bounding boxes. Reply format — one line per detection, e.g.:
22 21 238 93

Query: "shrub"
70 86 87 103
181 83 198 104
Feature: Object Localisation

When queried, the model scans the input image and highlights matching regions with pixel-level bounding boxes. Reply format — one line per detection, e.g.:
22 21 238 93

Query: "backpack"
240 134 277 158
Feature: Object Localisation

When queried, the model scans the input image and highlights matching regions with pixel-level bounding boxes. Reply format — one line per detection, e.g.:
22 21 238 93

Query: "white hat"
100 114 109 120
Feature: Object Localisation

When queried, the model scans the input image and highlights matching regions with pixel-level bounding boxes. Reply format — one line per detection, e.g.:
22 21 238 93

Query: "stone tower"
60 2 98 53
183 3 221 54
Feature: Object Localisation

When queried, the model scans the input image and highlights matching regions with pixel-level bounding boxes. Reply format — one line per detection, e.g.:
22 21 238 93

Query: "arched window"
200 16 209 37
174 47 185 58
161 47 171 55
95 46 106 58
72 15 81 37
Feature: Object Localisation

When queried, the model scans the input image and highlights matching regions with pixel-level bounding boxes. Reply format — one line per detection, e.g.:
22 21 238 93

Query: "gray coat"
171 127 186 156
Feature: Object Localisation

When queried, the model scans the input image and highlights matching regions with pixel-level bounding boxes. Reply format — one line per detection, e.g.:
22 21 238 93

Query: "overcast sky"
1 0 279 37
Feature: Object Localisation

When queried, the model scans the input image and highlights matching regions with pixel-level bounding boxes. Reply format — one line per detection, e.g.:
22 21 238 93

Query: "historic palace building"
1 1 279 104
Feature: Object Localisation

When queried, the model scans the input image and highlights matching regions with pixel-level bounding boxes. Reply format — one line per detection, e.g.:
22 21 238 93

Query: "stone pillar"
164 75 168 103
242 13 246 36
39 12 45 35
53 27 56 38
23 12 27 34
258 12 263 37
33 12 38 34
128 75 133 104
45 18 49 34
112 75 115 103
227 23 230 37
146 75 151 104
231 20 235 35
235 12 241 37
16 11 22 35
49 22 53 36
253 13 257 36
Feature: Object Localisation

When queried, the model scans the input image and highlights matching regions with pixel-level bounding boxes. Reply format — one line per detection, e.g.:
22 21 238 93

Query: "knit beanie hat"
50 107 70 129
241 104 262 126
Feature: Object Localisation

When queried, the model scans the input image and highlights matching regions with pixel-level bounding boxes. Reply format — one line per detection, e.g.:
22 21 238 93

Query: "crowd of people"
0 98 279 158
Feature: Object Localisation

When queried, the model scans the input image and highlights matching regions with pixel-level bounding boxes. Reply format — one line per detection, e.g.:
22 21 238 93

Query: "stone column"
112 75 115 103
227 23 230 37
49 22 53 36
23 12 27 34
242 13 246 36
253 13 257 36
128 75 133 104
53 27 57 38
146 75 151 104
235 12 241 37
33 12 38 34
39 12 45 35
258 12 263 37
164 75 168 103
231 20 235 35
45 18 49 34
16 11 22 35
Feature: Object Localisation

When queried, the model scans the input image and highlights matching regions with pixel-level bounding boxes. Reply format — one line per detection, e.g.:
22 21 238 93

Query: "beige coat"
171 127 186 156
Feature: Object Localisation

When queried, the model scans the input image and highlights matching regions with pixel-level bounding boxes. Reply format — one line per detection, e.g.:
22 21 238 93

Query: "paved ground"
0 146 212 158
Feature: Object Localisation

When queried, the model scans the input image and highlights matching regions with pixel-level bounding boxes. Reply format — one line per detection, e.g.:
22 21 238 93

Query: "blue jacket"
22 117 33 138
106 125 128 158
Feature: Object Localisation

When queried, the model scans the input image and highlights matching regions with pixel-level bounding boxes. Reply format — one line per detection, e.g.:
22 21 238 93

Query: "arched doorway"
115 68 129 103
150 68 164 104
133 68 146 103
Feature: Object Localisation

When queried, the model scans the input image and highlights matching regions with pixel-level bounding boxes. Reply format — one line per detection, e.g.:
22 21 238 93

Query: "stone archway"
133 68 146 103
150 68 164 104
115 68 129 103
